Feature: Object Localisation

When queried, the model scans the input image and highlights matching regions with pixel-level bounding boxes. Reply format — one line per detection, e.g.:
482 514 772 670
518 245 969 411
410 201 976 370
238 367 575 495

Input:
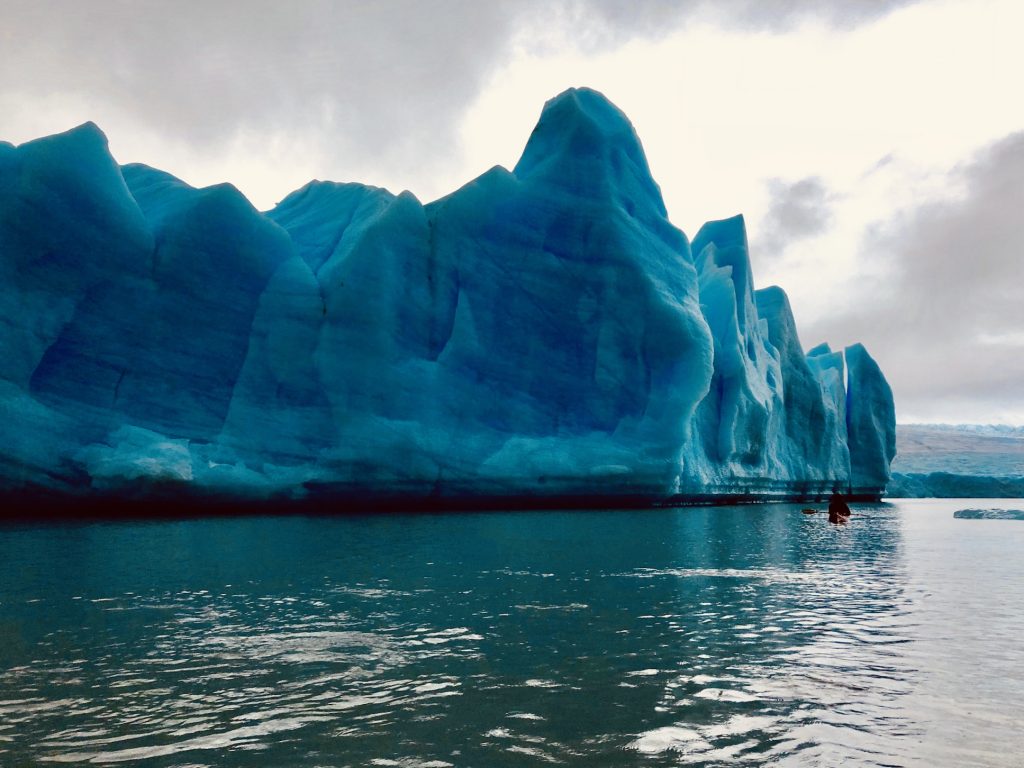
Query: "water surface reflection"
0 501 1020 766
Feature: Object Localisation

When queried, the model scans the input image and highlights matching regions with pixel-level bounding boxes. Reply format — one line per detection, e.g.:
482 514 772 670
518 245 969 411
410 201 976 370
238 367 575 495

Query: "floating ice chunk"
953 508 1024 520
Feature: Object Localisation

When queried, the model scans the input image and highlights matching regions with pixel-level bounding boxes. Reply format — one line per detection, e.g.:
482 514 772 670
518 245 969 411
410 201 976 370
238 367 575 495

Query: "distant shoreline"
888 472 1024 499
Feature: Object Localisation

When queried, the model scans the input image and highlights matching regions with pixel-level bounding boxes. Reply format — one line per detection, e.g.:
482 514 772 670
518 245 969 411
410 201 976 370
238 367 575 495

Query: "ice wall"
0 88 897 505
845 343 897 494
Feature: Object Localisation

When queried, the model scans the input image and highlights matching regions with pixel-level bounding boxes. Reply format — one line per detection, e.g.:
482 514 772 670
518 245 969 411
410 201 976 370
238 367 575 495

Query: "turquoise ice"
0 88 896 503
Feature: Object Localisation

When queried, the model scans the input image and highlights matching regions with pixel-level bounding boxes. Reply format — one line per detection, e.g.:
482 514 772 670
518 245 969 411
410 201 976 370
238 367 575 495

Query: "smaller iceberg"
888 473 1024 498
953 508 1024 520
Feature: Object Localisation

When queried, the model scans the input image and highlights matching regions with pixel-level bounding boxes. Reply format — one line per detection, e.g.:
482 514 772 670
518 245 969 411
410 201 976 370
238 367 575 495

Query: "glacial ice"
888 472 1024 499
845 342 897 495
952 508 1024 520
887 424 1023 498
0 88 897 506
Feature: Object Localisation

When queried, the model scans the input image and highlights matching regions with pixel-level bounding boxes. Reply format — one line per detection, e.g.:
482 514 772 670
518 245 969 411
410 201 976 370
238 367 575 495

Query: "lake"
1 498 1022 766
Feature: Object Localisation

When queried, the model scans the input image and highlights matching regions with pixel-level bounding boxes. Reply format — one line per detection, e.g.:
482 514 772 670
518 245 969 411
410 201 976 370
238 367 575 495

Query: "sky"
2 0 1022 424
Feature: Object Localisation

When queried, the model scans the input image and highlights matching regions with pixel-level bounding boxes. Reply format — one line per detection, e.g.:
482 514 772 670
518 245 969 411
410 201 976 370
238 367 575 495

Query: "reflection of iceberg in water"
12 502 1024 765
619 505 919 764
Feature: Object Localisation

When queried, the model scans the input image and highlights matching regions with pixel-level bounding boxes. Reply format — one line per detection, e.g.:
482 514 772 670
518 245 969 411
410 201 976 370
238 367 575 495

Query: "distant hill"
893 424 1024 476
889 424 1024 497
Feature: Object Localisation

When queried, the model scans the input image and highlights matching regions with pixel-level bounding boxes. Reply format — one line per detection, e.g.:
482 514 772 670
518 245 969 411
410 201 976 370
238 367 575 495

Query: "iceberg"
887 424 1023 498
952 508 1024 520
888 473 1024 498
0 88 897 509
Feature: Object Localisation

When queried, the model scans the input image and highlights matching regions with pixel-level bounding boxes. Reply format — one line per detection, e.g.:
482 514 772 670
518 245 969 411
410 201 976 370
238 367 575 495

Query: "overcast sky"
2 0 1021 424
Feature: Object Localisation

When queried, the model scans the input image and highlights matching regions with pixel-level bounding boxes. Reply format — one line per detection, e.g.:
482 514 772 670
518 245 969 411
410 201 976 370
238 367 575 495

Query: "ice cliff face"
0 88 896 505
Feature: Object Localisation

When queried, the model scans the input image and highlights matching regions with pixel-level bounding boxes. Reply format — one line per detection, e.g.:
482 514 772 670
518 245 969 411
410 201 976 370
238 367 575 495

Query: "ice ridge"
0 87 896 506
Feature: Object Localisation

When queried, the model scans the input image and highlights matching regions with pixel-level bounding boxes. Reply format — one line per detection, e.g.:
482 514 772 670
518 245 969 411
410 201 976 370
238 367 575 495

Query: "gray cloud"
758 176 835 255
554 0 919 47
693 0 919 31
0 0 920 189
805 131 1024 419
1 2 525 172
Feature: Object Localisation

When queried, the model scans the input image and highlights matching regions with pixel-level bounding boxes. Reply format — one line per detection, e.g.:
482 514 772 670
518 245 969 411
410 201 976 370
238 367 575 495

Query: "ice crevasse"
0 87 896 506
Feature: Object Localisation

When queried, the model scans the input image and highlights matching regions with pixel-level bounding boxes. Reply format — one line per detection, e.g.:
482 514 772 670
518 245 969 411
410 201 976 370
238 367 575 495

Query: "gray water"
1 499 1022 766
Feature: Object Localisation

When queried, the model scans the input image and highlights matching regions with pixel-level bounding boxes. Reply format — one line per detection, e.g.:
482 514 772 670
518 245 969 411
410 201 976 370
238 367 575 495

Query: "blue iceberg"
953 508 1024 520
0 88 896 508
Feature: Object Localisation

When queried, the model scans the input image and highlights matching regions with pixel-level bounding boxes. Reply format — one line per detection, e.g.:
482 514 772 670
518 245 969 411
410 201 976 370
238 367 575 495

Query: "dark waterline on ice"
0 487 883 523
1 499 1022 766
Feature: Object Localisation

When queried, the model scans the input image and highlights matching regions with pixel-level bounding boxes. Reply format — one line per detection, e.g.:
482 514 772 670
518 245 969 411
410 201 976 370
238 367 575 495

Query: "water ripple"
1 501 1022 765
